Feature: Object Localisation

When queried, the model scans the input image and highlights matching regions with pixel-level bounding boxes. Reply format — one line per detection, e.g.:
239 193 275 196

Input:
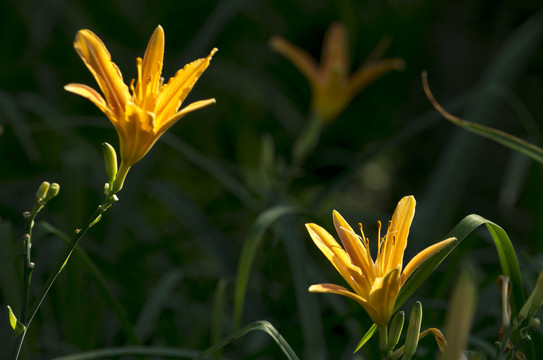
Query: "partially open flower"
306 196 455 329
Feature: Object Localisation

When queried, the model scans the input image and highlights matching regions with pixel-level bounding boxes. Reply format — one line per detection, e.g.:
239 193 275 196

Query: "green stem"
379 325 389 352
291 112 323 168
111 162 131 194
11 194 118 360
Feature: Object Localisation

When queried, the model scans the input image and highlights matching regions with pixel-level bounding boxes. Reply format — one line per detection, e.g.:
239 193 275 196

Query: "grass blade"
37 221 141 345
135 268 184 342
50 346 201 360
423 72 543 164
234 206 296 327
193 320 300 360
398 214 524 314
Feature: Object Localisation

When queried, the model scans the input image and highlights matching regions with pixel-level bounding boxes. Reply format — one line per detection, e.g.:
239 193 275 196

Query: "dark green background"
1 0 543 358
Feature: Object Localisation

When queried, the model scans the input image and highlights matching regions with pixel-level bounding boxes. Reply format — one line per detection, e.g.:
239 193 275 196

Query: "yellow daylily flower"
306 196 455 330
270 22 405 123
65 26 217 192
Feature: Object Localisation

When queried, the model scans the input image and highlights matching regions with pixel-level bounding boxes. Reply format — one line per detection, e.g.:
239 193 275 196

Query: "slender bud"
387 311 405 352
497 275 512 328
402 301 423 360
36 181 50 201
102 142 118 184
518 269 543 322
44 183 60 202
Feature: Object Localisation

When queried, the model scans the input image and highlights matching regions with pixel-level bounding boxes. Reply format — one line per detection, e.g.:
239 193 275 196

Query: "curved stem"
11 194 118 360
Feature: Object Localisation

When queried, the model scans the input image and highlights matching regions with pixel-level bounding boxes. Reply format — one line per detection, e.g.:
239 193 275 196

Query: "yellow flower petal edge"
65 25 217 193
306 195 455 329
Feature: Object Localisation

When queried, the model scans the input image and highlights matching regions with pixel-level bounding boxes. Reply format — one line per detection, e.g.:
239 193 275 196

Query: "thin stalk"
291 112 323 168
38 221 140 345
11 194 118 360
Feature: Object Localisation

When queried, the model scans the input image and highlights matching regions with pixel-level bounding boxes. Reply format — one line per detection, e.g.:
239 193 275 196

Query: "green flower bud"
35 181 50 201
402 302 422 360
44 183 60 202
102 142 118 184
387 311 405 352
518 269 543 322
529 317 540 330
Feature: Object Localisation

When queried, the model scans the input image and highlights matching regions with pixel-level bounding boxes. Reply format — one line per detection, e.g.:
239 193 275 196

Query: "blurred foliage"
1 0 543 359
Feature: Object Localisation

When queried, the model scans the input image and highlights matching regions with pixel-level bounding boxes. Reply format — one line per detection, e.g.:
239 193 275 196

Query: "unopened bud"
36 181 50 201
102 142 118 184
44 183 60 202
518 269 543 321
387 311 405 352
529 317 540 330
402 301 423 360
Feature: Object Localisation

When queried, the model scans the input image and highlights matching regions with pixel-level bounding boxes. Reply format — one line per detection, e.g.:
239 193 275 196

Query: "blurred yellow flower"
306 196 454 329
66 26 216 191
270 22 405 123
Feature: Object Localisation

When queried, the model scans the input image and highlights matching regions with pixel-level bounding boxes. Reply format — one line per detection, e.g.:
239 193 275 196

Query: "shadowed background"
1 0 543 359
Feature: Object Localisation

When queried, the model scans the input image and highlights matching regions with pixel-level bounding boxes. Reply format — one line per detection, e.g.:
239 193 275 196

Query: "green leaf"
398 214 524 313
48 321 299 360
234 206 296 327
193 320 300 360
423 72 543 164
211 278 229 360
49 346 200 360
37 221 141 345
7 305 26 336
354 323 377 353
135 268 184 342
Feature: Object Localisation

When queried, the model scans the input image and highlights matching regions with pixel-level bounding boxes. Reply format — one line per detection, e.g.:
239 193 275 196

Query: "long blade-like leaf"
37 221 140 345
193 320 300 360
398 214 523 312
353 323 377 353
50 346 201 360
423 72 543 164
234 206 296 327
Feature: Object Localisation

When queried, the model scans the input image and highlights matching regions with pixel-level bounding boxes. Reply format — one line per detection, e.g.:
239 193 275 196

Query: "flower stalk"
11 192 117 360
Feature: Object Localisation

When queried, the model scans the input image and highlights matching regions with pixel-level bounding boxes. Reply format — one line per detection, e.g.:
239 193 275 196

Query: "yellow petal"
346 58 406 103
73 29 130 118
157 98 216 137
306 223 370 295
118 103 156 165
381 195 416 273
309 283 381 322
368 267 401 327
135 25 165 110
401 237 456 285
155 48 217 124
320 22 349 82
269 35 319 84
64 83 112 119
332 210 375 279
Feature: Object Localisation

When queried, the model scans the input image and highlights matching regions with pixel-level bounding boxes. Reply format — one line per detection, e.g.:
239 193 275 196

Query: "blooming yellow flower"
306 196 454 329
65 26 216 192
270 22 405 123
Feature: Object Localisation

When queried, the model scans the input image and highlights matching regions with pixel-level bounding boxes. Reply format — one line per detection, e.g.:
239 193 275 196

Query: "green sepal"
7 305 26 336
